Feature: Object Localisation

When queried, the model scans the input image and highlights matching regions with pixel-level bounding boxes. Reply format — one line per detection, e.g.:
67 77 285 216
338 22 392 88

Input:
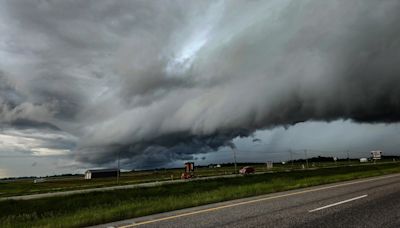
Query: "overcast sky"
1 0 400 178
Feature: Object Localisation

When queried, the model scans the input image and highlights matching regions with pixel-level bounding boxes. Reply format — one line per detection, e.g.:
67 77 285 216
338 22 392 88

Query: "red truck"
239 166 255 175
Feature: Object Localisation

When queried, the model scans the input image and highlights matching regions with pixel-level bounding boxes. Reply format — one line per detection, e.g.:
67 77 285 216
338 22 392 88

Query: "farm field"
0 159 394 198
1 162 400 227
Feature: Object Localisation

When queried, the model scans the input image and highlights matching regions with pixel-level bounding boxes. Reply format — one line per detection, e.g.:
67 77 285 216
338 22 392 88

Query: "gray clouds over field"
1 0 400 176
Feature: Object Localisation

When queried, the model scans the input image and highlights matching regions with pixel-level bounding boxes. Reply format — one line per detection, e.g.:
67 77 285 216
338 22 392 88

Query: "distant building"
208 164 221 168
84 169 119 179
33 178 46 183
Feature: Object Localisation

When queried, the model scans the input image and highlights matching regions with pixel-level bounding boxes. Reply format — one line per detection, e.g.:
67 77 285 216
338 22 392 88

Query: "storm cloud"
1 0 400 171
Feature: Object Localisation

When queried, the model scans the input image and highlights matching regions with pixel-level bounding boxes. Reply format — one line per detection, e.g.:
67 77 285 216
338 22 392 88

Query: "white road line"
118 174 400 228
117 174 400 227
308 194 368 212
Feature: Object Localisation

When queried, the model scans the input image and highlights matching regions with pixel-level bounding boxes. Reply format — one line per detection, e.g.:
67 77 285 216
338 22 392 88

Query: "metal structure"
371 150 382 160
266 161 273 169
181 162 195 179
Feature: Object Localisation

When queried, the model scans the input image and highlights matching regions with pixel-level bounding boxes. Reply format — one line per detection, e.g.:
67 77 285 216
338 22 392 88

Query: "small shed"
84 168 119 180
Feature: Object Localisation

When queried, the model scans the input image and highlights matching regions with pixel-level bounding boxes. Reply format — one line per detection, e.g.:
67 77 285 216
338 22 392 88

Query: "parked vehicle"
239 166 255 175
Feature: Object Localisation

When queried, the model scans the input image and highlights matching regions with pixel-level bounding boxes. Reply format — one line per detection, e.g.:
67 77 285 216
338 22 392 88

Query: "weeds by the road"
0 160 366 198
1 163 399 227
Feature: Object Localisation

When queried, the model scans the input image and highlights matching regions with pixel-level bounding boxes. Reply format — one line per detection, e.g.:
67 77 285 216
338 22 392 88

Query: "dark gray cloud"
1 0 400 173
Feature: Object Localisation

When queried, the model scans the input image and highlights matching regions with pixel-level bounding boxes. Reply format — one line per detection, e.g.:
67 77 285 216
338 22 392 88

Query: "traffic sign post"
266 161 273 170
371 150 382 161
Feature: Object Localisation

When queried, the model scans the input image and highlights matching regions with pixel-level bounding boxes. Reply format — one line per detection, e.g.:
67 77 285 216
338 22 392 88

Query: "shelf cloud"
1 0 400 170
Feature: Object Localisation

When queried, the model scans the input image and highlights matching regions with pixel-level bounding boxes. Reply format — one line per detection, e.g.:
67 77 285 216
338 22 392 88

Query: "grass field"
1 162 399 228
0 159 378 198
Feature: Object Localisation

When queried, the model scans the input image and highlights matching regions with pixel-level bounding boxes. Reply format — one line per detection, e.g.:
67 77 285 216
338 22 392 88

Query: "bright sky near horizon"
1 0 400 177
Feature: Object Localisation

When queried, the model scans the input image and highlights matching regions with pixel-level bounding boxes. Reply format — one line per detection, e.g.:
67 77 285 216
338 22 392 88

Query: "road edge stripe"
118 173 400 227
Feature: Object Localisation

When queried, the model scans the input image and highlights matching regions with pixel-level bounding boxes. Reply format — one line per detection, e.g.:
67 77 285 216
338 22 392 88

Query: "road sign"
266 161 273 169
371 150 382 160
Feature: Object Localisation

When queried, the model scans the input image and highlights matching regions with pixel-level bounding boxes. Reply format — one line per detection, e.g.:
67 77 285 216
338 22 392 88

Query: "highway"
94 173 400 228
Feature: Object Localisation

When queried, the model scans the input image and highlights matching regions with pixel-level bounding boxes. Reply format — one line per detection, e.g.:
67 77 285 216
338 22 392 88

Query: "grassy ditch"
0 160 388 198
0 164 266 197
1 162 400 228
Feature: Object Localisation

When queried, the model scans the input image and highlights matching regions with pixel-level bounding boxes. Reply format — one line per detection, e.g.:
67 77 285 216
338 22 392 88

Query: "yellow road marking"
119 173 400 228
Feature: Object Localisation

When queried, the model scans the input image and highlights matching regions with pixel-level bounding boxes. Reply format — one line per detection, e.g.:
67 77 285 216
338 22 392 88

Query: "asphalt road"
94 173 400 228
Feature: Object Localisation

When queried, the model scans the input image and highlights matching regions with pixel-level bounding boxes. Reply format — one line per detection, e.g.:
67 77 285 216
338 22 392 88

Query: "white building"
84 169 119 179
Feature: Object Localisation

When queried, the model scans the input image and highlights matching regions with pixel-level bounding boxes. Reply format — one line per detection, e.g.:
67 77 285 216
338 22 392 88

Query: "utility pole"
117 151 120 185
289 149 293 169
232 148 238 174
304 149 309 169
347 150 350 164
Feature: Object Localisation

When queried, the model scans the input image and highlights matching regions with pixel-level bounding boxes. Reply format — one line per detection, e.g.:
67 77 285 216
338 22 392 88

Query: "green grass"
1 162 400 227
0 160 376 198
